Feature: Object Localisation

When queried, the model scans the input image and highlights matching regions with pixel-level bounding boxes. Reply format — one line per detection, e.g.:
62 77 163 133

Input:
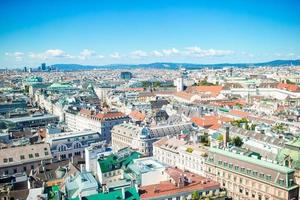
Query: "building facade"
112 122 193 156
205 147 299 200
45 130 102 160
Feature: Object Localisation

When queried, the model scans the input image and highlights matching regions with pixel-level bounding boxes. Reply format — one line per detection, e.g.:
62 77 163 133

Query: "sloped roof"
277 83 299 92
129 110 146 121
95 112 126 120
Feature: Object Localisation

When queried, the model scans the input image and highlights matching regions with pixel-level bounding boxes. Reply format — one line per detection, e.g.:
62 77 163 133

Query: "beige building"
205 147 299 200
153 136 208 176
0 143 52 176
111 122 193 156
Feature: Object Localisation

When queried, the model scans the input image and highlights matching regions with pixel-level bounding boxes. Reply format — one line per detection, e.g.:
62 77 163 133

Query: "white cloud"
185 46 234 57
286 53 295 57
110 52 122 59
130 50 148 59
150 50 163 57
29 49 73 60
97 55 105 59
45 49 72 58
162 48 180 56
78 49 96 60
5 52 25 61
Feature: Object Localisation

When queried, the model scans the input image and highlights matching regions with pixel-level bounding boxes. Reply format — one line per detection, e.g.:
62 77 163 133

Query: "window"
35 153 39 157
29 154 33 158
3 158 8 163
45 151 49 156
9 158 13 162
278 179 285 186
235 166 239 171
20 155 25 160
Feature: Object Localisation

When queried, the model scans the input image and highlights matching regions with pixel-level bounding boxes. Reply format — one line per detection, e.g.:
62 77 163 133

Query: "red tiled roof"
140 168 220 199
191 115 232 129
219 115 233 123
129 110 146 121
174 91 193 101
209 123 221 130
186 86 223 96
191 116 218 128
95 112 126 120
80 108 93 116
228 109 250 118
277 83 299 92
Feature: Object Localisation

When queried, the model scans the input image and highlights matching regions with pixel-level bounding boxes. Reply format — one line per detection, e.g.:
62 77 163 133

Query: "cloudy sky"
1 0 300 68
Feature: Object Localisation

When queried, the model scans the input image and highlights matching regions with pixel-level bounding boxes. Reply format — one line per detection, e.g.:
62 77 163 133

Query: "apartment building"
65 109 129 143
205 147 299 200
111 122 193 156
0 143 52 176
45 130 102 160
153 136 208 176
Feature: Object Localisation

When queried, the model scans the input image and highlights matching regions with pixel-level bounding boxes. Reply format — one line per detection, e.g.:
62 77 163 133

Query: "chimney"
224 125 230 148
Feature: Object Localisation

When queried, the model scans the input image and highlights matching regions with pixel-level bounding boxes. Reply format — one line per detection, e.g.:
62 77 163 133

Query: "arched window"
285 160 290 167
73 141 82 149
57 144 67 152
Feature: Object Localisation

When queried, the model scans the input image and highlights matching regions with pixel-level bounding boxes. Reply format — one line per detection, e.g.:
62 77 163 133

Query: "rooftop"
98 149 141 173
209 147 294 174
139 167 220 199
70 187 140 200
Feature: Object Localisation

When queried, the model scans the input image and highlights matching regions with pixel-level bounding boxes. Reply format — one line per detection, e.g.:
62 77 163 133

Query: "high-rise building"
41 63 46 71
120 71 133 80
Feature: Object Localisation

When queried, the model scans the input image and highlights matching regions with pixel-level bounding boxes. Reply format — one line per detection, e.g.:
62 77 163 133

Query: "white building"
65 109 129 143
153 136 208 176
84 141 112 174
45 130 102 160
128 157 166 186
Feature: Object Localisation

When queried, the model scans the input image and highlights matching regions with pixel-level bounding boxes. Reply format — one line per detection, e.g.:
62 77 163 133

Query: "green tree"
191 191 200 200
232 136 243 147
153 81 161 88
217 134 223 142
250 124 256 131
286 79 294 84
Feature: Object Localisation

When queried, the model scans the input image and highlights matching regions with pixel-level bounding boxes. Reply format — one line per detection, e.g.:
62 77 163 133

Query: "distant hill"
52 59 300 71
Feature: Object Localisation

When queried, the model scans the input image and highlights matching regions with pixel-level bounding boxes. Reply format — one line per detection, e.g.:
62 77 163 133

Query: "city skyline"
1 0 300 68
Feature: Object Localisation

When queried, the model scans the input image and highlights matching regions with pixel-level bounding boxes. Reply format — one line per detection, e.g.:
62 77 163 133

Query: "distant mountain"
52 59 300 71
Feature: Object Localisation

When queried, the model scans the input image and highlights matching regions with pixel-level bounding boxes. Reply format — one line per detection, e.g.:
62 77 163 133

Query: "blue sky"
1 0 300 68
